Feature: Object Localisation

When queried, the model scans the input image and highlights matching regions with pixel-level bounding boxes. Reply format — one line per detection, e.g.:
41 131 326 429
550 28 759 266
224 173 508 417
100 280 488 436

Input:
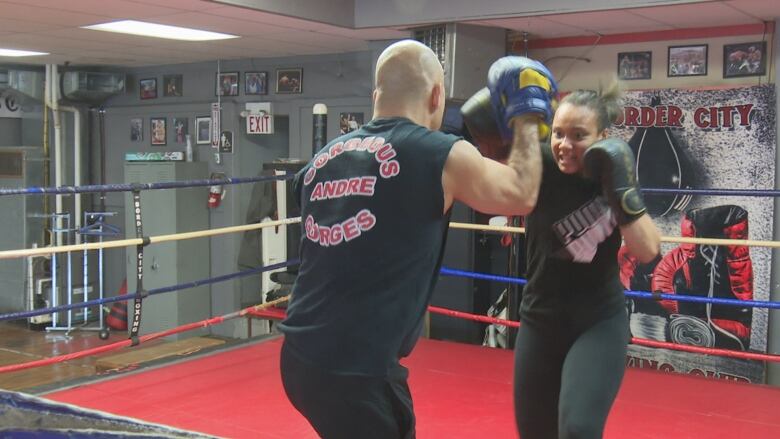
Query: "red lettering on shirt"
304 210 376 247
375 143 396 162
310 176 377 201
303 167 316 185
330 224 344 245
342 217 360 241
358 176 376 195
358 136 375 151
344 138 361 151
335 179 349 197
305 215 319 241
310 182 324 200
323 180 337 198
379 160 400 179
367 137 385 153
313 152 329 169
328 142 344 158
318 227 331 246
356 209 376 231
348 178 361 194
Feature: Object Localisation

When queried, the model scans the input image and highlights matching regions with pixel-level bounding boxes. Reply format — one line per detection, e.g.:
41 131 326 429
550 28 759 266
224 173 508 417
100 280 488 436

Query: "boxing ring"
3 176 780 438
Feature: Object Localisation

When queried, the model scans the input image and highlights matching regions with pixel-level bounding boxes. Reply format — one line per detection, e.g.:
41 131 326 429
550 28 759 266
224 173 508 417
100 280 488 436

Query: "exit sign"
247 114 274 134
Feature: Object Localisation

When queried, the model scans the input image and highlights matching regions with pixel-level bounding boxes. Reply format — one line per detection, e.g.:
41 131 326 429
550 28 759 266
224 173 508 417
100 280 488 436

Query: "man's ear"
431 83 443 112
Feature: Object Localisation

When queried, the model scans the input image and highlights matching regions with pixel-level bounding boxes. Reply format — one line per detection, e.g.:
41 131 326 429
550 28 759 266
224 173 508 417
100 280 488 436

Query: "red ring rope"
3 299 777 374
0 297 288 374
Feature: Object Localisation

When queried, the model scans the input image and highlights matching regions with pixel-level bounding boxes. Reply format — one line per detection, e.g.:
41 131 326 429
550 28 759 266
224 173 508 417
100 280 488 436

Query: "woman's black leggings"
514 308 629 439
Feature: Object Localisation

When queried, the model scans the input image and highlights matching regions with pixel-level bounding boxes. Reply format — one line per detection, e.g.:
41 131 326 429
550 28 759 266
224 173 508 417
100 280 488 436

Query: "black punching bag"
628 96 700 217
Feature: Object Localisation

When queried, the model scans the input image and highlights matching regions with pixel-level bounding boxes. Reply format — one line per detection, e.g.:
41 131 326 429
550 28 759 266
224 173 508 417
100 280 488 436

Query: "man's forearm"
506 115 543 207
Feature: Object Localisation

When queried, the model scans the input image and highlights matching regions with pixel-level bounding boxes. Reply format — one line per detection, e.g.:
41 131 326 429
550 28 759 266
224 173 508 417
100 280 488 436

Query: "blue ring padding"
0 260 299 322
641 188 780 197
0 390 214 438
0 174 294 196
439 266 780 309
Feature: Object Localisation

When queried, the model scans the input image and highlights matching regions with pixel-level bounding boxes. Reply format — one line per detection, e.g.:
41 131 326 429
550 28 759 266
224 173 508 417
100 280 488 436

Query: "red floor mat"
47 337 780 438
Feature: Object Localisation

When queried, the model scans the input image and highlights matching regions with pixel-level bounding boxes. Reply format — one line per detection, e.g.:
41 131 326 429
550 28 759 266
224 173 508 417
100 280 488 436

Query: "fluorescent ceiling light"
0 48 49 57
82 20 238 41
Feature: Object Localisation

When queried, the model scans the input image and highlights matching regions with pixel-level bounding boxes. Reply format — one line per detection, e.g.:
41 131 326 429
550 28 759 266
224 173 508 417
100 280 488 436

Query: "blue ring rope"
0 174 294 196
2 174 778 198
0 260 299 322
4 263 776 323
440 266 780 310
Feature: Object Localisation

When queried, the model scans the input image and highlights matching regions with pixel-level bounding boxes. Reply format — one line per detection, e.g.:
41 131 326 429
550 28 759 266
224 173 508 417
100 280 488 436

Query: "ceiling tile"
542 10 672 33
0 34 122 52
151 11 299 36
0 0 183 19
0 3 108 26
630 2 754 28
724 0 780 20
0 17 66 33
205 6 332 31
467 17 585 39
124 0 223 11
38 27 179 46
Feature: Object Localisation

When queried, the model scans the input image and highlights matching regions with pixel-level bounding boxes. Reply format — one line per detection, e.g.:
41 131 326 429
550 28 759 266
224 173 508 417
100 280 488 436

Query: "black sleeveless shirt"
521 143 625 326
279 117 459 376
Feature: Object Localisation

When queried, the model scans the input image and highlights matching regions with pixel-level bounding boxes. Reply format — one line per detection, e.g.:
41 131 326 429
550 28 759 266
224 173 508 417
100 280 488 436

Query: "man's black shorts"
280 342 415 439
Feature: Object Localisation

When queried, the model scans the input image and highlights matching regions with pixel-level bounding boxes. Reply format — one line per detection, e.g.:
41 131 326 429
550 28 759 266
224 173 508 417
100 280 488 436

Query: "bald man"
278 40 557 438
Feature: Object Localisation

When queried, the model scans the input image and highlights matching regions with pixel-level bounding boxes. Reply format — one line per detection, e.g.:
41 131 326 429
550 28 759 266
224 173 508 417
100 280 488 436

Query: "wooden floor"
0 321 223 393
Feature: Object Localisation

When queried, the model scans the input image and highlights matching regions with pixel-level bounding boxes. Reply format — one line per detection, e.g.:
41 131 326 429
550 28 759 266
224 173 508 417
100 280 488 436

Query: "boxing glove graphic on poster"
627 96 703 217
619 205 754 351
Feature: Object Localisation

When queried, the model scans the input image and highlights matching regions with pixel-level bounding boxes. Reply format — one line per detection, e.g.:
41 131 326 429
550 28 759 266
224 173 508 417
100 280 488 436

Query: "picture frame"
150 117 166 146
172 117 188 144
216 72 239 96
245 71 268 95
276 68 302 94
163 74 183 97
667 44 708 77
196 116 211 145
723 41 767 78
139 78 157 100
339 112 364 135
617 51 652 80
130 118 143 142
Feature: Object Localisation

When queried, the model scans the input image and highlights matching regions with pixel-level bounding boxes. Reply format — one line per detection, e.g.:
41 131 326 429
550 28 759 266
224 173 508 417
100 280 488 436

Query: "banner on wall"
612 84 776 383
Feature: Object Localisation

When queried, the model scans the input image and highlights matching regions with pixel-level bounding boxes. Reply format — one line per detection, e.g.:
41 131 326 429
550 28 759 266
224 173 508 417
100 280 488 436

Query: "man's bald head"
375 40 444 107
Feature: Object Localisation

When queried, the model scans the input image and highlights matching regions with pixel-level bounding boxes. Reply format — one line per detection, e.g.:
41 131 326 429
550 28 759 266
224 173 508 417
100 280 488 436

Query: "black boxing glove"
583 138 647 225
461 87 506 161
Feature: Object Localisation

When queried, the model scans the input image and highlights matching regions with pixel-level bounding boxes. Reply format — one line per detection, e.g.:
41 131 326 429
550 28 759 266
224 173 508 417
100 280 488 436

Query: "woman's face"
550 102 607 174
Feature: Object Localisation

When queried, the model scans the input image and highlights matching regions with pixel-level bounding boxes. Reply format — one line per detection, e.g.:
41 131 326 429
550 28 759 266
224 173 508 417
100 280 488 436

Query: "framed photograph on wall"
276 68 302 94
668 44 708 77
130 118 143 142
216 72 239 96
150 117 167 146
617 51 652 80
724 41 767 78
163 74 183 97
245 71 268 95
172 117 188 144
196 116 211 144
339 112 364 135
140 78 157 99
